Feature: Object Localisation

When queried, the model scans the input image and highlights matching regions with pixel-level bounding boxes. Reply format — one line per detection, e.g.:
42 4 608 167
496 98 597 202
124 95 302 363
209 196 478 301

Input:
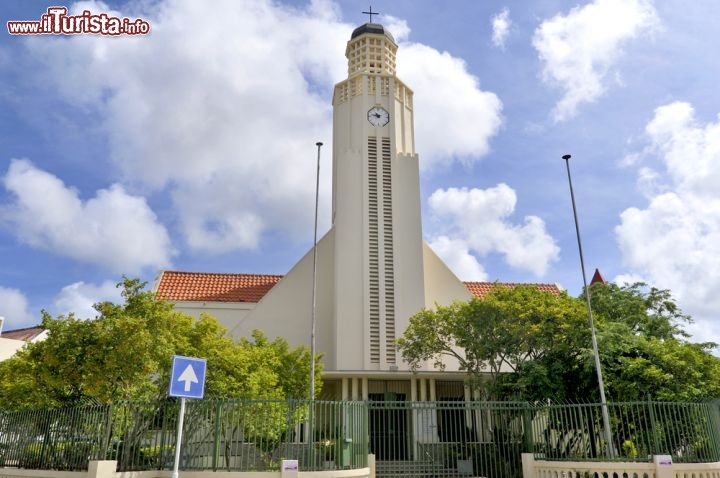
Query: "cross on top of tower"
362 6 379 23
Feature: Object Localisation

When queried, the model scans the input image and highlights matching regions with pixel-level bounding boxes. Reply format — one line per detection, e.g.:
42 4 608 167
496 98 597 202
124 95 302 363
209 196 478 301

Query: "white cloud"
25 0 349 254
533 0 658 122
612 273 646 286
0 286 36 329
428 236 488 281
644 102 720 195
620 152 642 167
1 159 173 274
383 15 410 42
616 101 720 342
52 280 123 320
636 166 663 197
24 0 502 253
397 44 503 169
428 184 560 277
491 8 511 49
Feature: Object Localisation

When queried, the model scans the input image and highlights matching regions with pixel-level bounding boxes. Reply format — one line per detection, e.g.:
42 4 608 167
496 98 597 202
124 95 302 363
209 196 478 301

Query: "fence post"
102 403 114 460
523 406 534 453
521 452 535 478
39 409 50 468
212 401 222 471
647 396 660 455
88 460 118 478
653 455 674 478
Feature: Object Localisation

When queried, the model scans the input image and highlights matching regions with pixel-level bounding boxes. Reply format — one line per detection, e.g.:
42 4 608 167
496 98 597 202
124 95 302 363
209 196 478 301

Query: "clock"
367 106 390 127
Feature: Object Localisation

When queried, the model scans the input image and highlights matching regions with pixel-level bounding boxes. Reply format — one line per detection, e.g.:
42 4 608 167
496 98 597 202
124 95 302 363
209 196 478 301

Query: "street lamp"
563 153 615 458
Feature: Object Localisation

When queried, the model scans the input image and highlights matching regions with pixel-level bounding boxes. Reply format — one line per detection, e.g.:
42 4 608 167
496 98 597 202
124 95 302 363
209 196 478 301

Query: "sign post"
172 397 186 478
169 355 207 478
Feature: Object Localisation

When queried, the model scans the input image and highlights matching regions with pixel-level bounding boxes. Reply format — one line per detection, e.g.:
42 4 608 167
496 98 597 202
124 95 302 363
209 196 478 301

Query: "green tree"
587 282 720 401
0 278 322 410
397 284 589 399
397 282 720 402
588 282 691 340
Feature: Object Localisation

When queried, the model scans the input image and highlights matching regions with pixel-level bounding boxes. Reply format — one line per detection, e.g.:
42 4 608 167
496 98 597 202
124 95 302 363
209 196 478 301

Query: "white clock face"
367 106 390 127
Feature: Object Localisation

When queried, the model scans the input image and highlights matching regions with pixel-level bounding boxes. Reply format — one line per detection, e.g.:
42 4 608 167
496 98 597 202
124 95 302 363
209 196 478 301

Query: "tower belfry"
331 22 424 371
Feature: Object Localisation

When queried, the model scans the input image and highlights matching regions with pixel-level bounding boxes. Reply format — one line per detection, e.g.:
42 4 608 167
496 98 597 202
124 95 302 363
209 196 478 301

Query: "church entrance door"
369 393 408 461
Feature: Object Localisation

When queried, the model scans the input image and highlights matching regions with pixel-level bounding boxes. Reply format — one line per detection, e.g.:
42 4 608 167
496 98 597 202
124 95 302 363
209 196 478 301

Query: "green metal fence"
0 400 368 472
530 400 720 463
368 400 720 478
0 404 110 470
371 400 529 478
369 401 720 478
1 399 719 475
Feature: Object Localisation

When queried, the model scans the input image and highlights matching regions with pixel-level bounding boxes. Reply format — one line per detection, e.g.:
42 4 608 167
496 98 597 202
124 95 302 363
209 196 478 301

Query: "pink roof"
155 270 561 303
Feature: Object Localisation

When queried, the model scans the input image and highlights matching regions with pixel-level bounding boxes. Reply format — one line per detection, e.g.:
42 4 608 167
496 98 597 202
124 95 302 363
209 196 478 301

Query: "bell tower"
331 23 425 371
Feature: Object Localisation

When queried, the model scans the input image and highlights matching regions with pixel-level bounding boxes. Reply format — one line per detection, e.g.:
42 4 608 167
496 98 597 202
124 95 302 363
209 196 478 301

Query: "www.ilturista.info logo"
8 7 151 36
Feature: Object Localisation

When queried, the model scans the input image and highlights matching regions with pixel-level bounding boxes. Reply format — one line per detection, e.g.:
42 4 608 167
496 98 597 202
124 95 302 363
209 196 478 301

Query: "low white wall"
0 469 87 478
522 453 720 478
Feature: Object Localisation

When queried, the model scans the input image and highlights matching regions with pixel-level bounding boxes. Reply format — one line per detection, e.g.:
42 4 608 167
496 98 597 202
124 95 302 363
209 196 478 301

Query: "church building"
154 22 559 406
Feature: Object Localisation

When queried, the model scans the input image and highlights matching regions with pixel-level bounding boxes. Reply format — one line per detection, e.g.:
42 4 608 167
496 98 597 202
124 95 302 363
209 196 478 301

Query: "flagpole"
310 142 322 401
563 154 615 458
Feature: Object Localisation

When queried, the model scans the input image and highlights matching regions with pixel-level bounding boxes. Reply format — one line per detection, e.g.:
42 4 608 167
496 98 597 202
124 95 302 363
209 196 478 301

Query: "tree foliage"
398 282 720 401
588 282 691 340
587 282 720 401
0 278 322 410
397 285 589 399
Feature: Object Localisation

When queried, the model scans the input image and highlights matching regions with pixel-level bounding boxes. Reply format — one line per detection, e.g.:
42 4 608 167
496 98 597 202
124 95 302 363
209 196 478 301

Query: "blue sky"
1 0 719 346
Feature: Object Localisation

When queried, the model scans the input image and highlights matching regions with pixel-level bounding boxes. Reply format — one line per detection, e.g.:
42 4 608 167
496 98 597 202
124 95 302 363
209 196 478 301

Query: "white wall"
170 301 255 335
0 336 27 361
226 231 337 369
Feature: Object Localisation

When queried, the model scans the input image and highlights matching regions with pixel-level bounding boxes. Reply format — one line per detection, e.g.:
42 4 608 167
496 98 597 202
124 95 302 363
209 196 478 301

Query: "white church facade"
154 22 559 405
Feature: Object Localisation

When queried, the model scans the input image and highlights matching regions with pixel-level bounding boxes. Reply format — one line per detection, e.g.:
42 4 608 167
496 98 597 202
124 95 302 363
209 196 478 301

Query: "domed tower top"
345 22 398 78
350 22 395 42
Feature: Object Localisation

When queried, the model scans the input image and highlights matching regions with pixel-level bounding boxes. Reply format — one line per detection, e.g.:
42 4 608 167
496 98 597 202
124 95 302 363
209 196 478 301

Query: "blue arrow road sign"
169 355 207 399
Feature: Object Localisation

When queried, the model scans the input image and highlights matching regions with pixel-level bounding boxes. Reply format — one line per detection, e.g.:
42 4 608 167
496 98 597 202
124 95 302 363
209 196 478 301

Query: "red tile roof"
155 270 562 304
463 282 562 298
155 271 283 303
1 325 46 341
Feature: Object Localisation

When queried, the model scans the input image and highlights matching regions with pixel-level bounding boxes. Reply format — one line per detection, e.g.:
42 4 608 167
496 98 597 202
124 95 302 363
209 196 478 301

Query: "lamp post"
309 141 323 401
563 154 615 458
